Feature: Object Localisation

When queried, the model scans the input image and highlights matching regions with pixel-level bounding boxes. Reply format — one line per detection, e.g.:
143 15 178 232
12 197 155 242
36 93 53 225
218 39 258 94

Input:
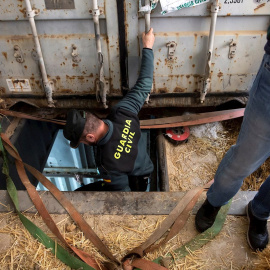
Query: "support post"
24 0 54 107
92 0 109 109
200 0 220 103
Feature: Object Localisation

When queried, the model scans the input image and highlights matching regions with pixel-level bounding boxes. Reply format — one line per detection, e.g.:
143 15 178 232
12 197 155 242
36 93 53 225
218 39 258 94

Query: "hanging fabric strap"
122 181 213 269
0 109 66 125
0 133 119 268
154 200 232 262
145 181 213 253
0 130 230 270
0 129 96 270
0 108 245 129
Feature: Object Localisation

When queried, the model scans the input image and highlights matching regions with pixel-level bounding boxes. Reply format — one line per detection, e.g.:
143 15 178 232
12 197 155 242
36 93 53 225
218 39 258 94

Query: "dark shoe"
246 201 269 251
195 198 221 233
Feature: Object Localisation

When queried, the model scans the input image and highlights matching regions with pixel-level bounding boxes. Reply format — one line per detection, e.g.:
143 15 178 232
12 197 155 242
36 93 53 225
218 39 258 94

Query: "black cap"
63 109 86 148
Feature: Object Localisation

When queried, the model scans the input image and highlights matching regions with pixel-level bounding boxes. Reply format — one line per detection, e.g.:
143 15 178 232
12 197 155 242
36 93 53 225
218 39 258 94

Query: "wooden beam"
0 191 256 215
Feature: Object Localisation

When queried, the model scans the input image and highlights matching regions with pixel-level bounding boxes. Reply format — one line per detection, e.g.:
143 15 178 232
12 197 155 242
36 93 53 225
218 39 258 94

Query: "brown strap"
1 133 105 270
145 181 213 253
121 182 213 269
24 163 119 265
0 109 66 125
1 133 119 267
0 108 245 129
123 181 213 260
140 108 245 129
122 257 168 270
131 258 168 270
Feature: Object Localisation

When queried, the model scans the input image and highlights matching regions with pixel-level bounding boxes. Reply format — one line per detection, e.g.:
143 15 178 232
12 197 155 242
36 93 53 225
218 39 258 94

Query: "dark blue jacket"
96 49 154 190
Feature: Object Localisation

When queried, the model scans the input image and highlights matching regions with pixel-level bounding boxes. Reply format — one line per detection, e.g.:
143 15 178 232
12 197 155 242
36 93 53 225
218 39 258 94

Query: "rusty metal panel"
45 0 75 10
0 0 121 109
151 32 266 94
0 0 269 109
0 0 103 20
149 0 270 16
125 1 269 106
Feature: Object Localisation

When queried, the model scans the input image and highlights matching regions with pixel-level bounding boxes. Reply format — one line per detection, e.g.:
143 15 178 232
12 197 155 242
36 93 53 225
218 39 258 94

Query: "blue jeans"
207 53 270 220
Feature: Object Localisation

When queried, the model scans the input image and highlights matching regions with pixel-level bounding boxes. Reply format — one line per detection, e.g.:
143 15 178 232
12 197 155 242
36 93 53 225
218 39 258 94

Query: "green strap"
0 125 231 270
0 131 94 270
134 200 231 270
156 200 232 263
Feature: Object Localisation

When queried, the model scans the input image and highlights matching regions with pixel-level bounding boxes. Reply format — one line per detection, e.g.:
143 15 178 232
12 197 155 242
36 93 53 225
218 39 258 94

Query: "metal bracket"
145 93 150 104
139 0 151 12
26 9 39 18
13 45 24 63
207 3 221 10
96 78 109 109
43 81 55 107
31 50 39 61
166 41 177 60
71 44 81 63
200 78 211 104
89 8 103 15
228 40 237 59
211 4 220 12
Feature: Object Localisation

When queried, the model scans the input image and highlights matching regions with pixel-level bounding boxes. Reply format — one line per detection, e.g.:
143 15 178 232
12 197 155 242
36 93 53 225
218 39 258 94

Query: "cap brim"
70 140 80 149
64 109 86 149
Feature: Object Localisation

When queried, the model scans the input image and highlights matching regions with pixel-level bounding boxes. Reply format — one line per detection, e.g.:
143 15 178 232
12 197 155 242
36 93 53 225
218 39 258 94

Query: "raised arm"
114 28 155 114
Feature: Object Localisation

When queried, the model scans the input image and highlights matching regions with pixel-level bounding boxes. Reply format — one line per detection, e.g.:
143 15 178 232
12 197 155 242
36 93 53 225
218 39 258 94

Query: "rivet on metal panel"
26 9 39 18
207 3 221 10
13 45 24 63
89 9 103 15
96 78 109 109
166 41 177 60
71 44 81 63
31 50 39 61
228 40 237 59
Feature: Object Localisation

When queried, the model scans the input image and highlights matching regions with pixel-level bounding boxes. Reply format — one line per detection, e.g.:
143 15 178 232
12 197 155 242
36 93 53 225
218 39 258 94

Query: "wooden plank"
0 191 256 215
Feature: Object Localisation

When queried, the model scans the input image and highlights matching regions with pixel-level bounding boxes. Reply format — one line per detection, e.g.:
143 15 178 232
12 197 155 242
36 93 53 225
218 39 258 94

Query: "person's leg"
128 175 149 191
196 53 270 233
208 53 270 207
245 175 270 251
252 175 270 220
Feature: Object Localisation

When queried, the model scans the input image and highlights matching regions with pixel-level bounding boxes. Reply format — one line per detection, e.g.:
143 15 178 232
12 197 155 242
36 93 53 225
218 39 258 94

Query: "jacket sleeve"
113 48 154 114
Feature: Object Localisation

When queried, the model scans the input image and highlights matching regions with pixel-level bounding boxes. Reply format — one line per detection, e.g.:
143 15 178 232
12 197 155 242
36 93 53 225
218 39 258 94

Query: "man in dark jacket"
195 25 270 251
63 29 155 191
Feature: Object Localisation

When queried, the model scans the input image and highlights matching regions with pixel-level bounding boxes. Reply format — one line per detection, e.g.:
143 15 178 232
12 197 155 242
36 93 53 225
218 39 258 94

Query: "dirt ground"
1 119 270 269
0 212 269 269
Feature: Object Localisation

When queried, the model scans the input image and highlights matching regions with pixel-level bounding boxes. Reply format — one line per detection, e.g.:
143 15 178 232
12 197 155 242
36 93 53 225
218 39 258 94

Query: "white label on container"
6 79 32 92
160 0 210 14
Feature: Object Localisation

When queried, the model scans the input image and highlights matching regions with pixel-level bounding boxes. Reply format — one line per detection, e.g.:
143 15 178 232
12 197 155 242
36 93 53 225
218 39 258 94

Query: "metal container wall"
126 0 270 107
0 0 120 109
0 0 269 110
